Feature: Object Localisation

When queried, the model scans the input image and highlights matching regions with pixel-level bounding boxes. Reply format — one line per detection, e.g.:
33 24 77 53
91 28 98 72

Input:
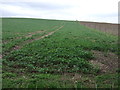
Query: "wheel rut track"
3 25 59 44
2 25 64 58
13 25 64 50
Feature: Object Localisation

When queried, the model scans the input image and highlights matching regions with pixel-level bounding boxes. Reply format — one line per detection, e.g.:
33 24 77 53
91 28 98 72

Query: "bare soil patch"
60 73 96 87
90 50 118 73
79 21 118 35
60 73 82 85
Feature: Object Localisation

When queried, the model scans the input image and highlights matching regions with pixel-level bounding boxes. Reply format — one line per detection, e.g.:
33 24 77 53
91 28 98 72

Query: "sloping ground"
2 18 119 88
79 21 118 35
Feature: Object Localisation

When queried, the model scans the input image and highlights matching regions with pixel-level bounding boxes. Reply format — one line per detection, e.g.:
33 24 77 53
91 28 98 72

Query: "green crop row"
2 18 118 88
3 20 118 74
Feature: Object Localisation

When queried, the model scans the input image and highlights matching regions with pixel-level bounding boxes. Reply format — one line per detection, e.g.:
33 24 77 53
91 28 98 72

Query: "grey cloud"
2 10 20 17
26 2 72 10
1 1 118 23
2 2 72 11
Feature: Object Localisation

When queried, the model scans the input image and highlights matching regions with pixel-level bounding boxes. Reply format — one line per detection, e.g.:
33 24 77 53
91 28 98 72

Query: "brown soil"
60 73 83 86
0 54 2 59
79 21 118 35
61 73 81 80
90 50 118 73
60 73 95 87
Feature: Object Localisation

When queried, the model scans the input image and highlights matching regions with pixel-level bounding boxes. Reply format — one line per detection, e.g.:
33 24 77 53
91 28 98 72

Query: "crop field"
2 18 119 88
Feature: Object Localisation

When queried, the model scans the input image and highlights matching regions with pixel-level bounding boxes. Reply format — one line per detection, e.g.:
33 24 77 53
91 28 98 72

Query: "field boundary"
78 21 118 35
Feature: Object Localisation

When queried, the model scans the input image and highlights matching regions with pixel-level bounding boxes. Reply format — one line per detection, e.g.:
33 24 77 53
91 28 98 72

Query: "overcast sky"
0 0 119 23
